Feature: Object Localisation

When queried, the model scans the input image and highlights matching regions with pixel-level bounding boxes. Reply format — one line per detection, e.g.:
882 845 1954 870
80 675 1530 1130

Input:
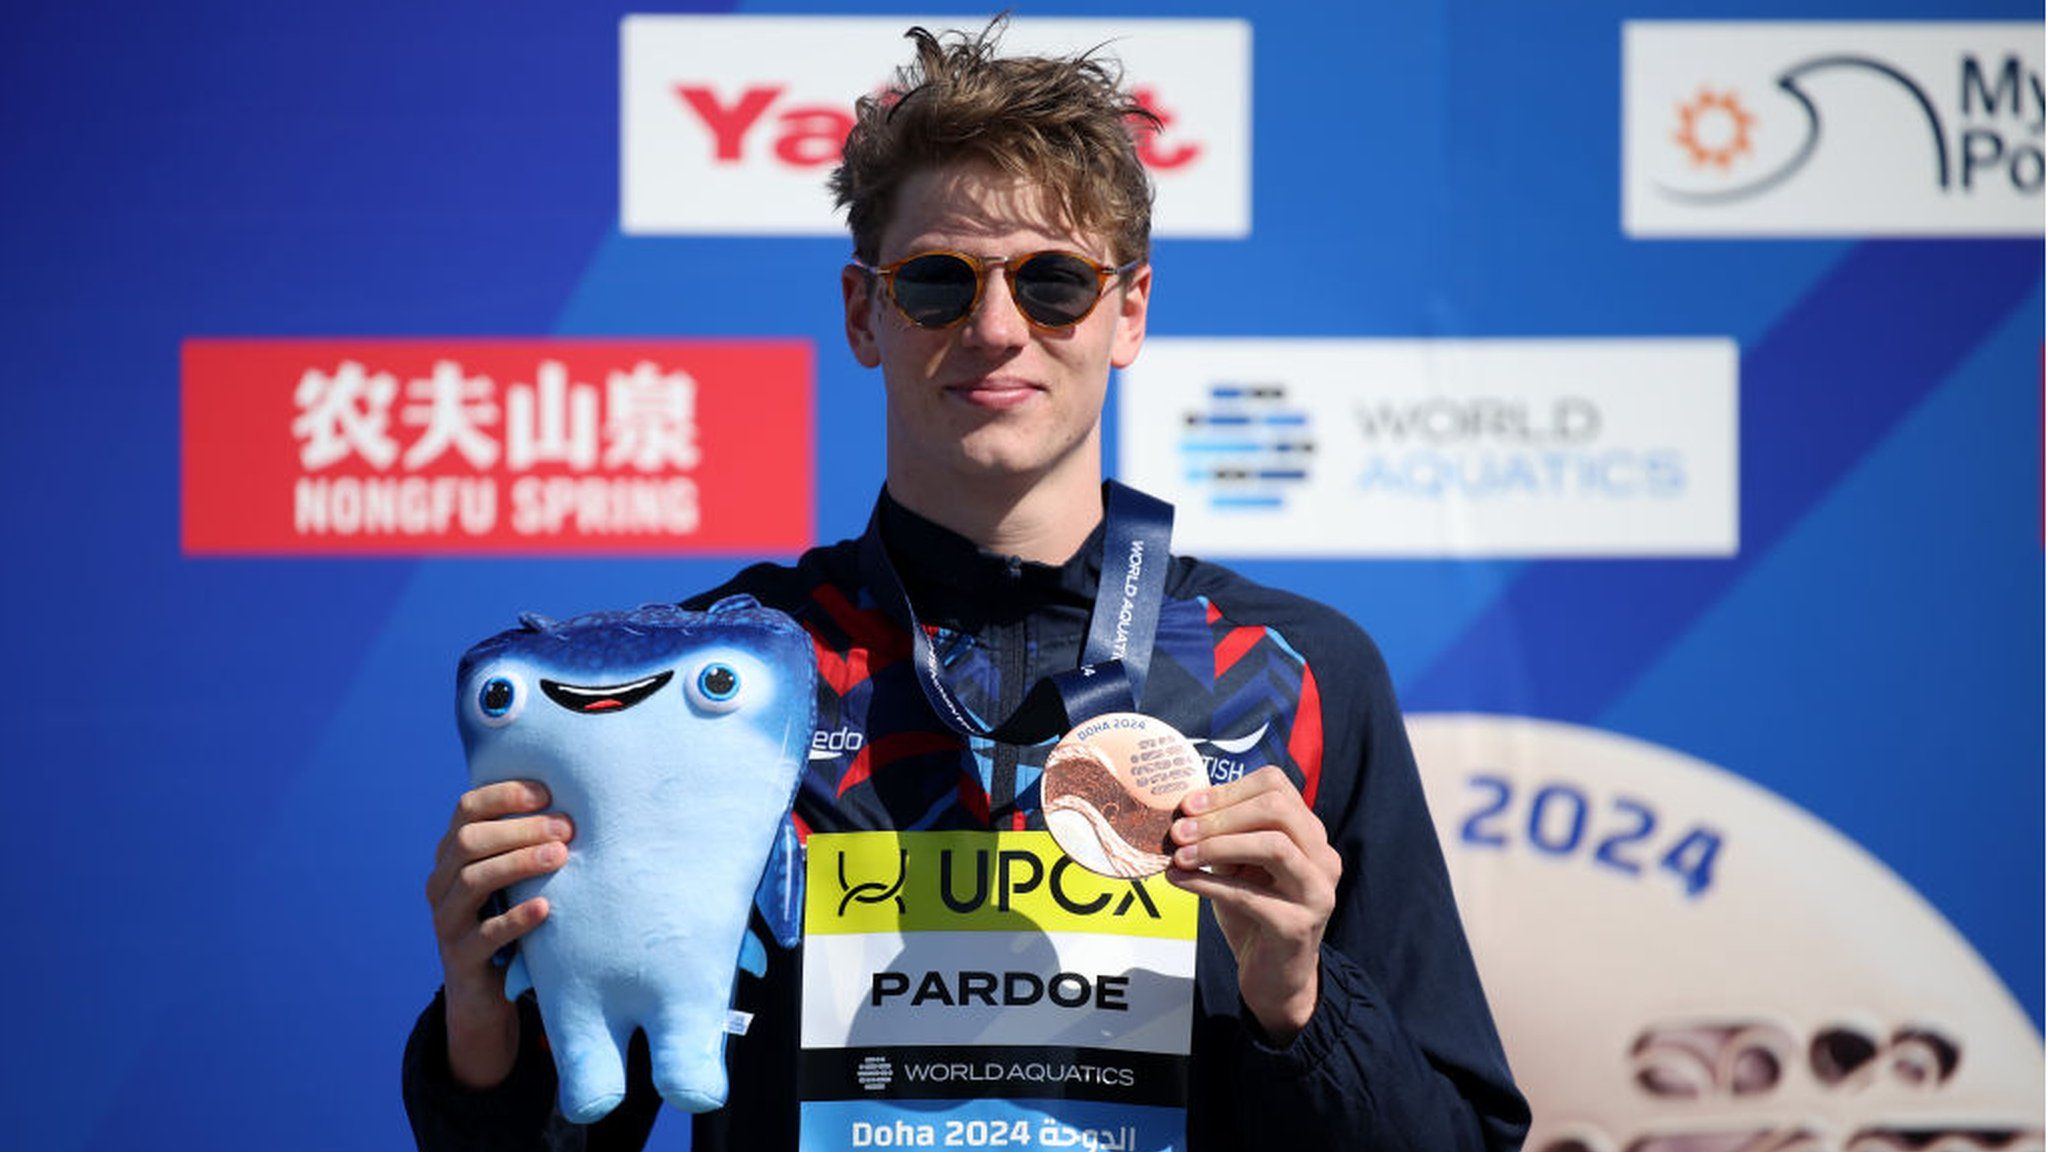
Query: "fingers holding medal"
1167 766 1342 900
1157 764 1341 1043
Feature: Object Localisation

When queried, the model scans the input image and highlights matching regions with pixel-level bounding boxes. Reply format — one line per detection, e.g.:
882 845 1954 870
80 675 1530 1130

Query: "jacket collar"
862 486 1102 631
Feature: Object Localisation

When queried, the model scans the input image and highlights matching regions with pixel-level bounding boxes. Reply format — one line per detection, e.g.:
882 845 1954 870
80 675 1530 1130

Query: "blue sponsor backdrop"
0 1 2037 1149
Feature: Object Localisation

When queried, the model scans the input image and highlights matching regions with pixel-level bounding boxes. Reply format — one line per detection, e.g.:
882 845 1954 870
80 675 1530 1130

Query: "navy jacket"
404 491 1529 1151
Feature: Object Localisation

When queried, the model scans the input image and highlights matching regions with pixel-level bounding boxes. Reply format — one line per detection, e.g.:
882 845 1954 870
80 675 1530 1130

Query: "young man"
406 23 1528 1152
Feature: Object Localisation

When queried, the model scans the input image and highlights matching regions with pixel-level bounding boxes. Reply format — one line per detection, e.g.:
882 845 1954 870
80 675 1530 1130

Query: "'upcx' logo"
936 848 1163 919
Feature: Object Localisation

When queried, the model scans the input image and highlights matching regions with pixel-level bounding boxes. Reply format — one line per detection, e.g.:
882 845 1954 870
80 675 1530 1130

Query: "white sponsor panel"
1624 22 2043 236
1117 338 1738 558
622 15 1249 237
1407 713 2045 1152
800 930 1196 1054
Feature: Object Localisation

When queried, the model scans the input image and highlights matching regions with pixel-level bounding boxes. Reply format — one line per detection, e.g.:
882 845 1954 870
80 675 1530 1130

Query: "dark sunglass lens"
891 255 978 327
1015 254 1102 327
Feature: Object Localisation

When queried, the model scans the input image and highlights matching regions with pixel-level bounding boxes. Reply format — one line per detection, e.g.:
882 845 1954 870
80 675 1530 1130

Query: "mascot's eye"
687 662 743 713
699 664 739 700
475 674 524 726
481 678 515 714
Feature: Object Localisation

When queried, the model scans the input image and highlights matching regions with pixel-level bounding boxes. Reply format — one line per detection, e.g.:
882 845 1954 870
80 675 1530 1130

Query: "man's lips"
944 377 1043 410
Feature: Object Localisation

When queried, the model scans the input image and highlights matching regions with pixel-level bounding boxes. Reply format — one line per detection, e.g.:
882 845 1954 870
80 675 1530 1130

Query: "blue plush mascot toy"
455 596 814 1123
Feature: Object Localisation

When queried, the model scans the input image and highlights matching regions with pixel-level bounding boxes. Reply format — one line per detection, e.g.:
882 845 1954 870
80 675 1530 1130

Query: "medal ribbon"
863 481 1174 745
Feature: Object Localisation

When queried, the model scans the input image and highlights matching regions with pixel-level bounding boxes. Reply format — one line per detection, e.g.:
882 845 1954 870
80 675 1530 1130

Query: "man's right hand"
424 779 573 1090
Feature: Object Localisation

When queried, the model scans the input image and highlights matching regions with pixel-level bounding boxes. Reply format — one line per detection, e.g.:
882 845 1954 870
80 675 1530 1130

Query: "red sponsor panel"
181 339 813 555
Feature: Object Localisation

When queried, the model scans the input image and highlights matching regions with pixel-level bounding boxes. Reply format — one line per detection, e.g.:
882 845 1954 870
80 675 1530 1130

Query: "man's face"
842 162 1151 499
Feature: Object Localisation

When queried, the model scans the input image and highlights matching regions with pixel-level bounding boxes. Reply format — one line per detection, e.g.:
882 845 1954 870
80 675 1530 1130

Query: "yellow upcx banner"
806 831 1198 940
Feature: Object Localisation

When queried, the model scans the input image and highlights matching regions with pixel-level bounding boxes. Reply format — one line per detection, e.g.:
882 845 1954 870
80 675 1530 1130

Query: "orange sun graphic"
1673 88 1757 170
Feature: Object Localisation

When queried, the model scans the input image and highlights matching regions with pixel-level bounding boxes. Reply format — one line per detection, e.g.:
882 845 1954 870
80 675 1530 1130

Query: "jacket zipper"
988 614 1025 824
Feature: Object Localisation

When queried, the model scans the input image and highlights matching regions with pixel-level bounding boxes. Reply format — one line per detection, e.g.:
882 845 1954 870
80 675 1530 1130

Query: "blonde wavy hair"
829 18 1160 266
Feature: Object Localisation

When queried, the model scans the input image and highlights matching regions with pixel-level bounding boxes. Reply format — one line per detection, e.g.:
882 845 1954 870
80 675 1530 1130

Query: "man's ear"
842 265 882 369
1108 262 1152 370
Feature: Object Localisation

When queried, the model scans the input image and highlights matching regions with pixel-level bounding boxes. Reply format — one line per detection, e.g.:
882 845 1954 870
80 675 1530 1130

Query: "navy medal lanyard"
863 481 1175 746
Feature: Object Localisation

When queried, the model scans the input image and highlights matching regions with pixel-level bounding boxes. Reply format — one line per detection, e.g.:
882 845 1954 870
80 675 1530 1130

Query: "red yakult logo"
672 82 1204 172
677 85 855 168
622 16 1249 237
182 340 812 555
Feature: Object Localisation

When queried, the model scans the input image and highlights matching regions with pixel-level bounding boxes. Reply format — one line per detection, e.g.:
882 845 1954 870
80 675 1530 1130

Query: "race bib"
800 831 1198 1152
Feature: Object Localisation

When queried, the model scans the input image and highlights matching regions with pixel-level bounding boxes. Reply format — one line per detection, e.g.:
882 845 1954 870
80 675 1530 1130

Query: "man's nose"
959 266 1032 347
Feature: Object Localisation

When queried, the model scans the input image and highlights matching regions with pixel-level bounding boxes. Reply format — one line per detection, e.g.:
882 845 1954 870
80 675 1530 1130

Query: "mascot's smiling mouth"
541 671 674 714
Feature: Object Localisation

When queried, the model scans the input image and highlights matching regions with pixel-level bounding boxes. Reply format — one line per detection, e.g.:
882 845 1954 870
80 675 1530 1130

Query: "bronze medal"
1043 712 1207 878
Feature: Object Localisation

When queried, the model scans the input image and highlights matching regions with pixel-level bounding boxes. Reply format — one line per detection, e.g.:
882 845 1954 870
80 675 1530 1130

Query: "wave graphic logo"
1624 23 2042 237
1657 59 1953 204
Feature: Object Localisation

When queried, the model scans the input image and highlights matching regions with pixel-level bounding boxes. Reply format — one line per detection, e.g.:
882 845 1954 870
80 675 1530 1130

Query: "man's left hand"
1164 765 1341 1046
